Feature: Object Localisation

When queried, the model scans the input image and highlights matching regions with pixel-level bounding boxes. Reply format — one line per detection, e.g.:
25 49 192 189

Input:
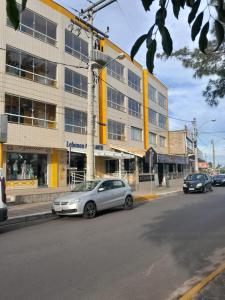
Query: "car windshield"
214 175 225 180
72 181 100 192
186 174 205 181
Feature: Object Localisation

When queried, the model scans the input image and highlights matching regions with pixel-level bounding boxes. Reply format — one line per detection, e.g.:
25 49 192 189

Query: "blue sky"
56 0 225 165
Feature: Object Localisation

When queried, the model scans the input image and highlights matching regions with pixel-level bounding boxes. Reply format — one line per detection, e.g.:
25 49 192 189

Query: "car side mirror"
98 187 105 192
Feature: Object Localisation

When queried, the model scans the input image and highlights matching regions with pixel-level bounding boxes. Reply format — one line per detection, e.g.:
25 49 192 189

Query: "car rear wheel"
123 196 133 210
83 201 97 219
202 186 207 193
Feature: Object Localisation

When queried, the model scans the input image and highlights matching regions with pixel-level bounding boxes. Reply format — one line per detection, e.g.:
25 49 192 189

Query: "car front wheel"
123 196 133 210
83 201 97 219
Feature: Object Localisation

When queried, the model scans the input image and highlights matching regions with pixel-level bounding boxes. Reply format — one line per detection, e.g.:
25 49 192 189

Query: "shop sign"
0 115 8 143
139 174 155 182
66 141 103 150
6 145 50 154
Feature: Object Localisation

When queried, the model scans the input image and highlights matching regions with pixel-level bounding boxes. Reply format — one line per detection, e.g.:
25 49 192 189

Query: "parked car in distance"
213 174 225 186
183 173 213 194
52 179 133 219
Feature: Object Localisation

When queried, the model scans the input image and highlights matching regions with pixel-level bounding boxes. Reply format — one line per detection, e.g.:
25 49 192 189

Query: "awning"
67 147 134 159
110 145 146 158
158 154 188 165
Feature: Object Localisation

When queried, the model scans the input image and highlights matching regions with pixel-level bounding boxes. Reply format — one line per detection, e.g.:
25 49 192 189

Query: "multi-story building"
0 0 181 193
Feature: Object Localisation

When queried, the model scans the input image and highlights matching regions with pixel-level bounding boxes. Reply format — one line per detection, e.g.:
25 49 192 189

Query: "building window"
149 132 157 145
107 59 124 81
159 136 166 147
148 84 156 102
5 94 56 129
158 93 167 108
107 87 125 112
65 30 88 62
7 4 57 46
6 152 47 186
65 108 87 134
158 113 167 129
128 98 141 118
131 127 142 141
6 46 57 87
128 69 141 92
148 109 157 125
108 119 125 141
65 68 87 98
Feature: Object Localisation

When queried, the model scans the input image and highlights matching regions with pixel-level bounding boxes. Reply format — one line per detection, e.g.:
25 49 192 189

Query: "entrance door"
37 154 47 186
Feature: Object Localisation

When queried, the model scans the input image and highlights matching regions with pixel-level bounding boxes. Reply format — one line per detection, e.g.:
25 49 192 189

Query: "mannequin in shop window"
13 159 18 180
27 164 34 179
21 160 27 179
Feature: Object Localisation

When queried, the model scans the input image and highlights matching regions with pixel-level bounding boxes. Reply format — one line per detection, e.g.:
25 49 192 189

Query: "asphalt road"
1 188 225 300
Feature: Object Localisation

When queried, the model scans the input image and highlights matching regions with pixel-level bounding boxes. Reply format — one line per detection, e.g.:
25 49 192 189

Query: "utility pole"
80 0 117 180
211 139 216 172
192 118 199 173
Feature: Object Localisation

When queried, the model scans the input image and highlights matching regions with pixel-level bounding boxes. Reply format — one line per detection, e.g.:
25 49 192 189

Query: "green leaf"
188 0 201 24
155 7 167 26
159 26 173 55
199 21 209 54
146 39 157 73
179 0 186 8
141 0 155 11
6 0 19 30
191 11 204 41
214 20 225 52
22 0 27 11
131 34 148 61
146 25 155 48
186 0 194 7
171 0 181 19
215 6 225 23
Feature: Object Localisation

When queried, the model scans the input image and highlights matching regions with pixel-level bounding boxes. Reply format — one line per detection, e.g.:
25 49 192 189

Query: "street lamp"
86 52 125 180
192 118 216 173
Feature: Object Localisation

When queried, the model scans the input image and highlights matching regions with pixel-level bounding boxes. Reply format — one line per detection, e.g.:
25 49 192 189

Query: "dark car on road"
213 174 225 186
183 173 213 194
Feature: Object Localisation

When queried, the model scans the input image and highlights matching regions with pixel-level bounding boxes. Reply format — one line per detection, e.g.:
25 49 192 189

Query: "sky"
56 0 225 165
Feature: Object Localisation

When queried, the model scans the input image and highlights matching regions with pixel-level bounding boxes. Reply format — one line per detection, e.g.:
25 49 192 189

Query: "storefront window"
7 152 47 186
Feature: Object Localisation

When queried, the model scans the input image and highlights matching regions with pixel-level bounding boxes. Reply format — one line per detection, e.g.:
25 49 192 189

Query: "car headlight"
69 198 81 204
183 183 187 187
196 183 203 188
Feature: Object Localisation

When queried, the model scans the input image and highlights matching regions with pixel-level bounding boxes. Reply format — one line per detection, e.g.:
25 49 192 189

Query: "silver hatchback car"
52 179 133 219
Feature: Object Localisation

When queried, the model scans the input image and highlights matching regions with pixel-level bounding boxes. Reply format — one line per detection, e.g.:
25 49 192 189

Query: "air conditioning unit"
92 50 110 67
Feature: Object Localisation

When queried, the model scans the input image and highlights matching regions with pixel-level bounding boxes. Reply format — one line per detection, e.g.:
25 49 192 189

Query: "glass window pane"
65 68 72 85
33 101 45 119
6 47 20 68
34 57 46 76
35 14 46 34
47 21 56 40
21 53 33 79
20 98 32 125
46 62 56 79
21 9 34 29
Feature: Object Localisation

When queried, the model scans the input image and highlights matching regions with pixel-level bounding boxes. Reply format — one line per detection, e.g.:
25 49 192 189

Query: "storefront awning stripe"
67 148 134 159
110 145 145 158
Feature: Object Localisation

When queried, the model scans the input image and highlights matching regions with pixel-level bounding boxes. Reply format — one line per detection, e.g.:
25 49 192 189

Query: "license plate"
55 206 62 212
189 188 195 191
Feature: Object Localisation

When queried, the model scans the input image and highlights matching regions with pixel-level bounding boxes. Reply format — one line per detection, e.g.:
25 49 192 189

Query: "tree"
131 0 225 74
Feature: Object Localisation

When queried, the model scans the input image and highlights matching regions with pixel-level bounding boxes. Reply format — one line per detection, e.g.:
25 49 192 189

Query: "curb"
179 262 225 300
0 211 55 226
134 190 182 202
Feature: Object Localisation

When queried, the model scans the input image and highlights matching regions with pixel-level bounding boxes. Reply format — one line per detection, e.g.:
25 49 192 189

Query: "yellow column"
143 70 149 150
99 39 107 145
50 150 59 188
0 143 3 168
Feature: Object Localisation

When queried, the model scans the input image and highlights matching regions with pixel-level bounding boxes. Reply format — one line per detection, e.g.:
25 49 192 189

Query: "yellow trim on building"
98 40 107 145
6 180 38 189
104 39 143 70
40 0 89 31
143 70 149 150
50 150 59 188
0 143 3 168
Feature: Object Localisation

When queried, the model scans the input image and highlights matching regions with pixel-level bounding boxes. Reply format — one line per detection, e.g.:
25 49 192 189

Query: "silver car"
52 179 133 219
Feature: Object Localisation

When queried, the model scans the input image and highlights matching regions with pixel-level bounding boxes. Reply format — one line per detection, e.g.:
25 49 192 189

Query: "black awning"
157 154 188 165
